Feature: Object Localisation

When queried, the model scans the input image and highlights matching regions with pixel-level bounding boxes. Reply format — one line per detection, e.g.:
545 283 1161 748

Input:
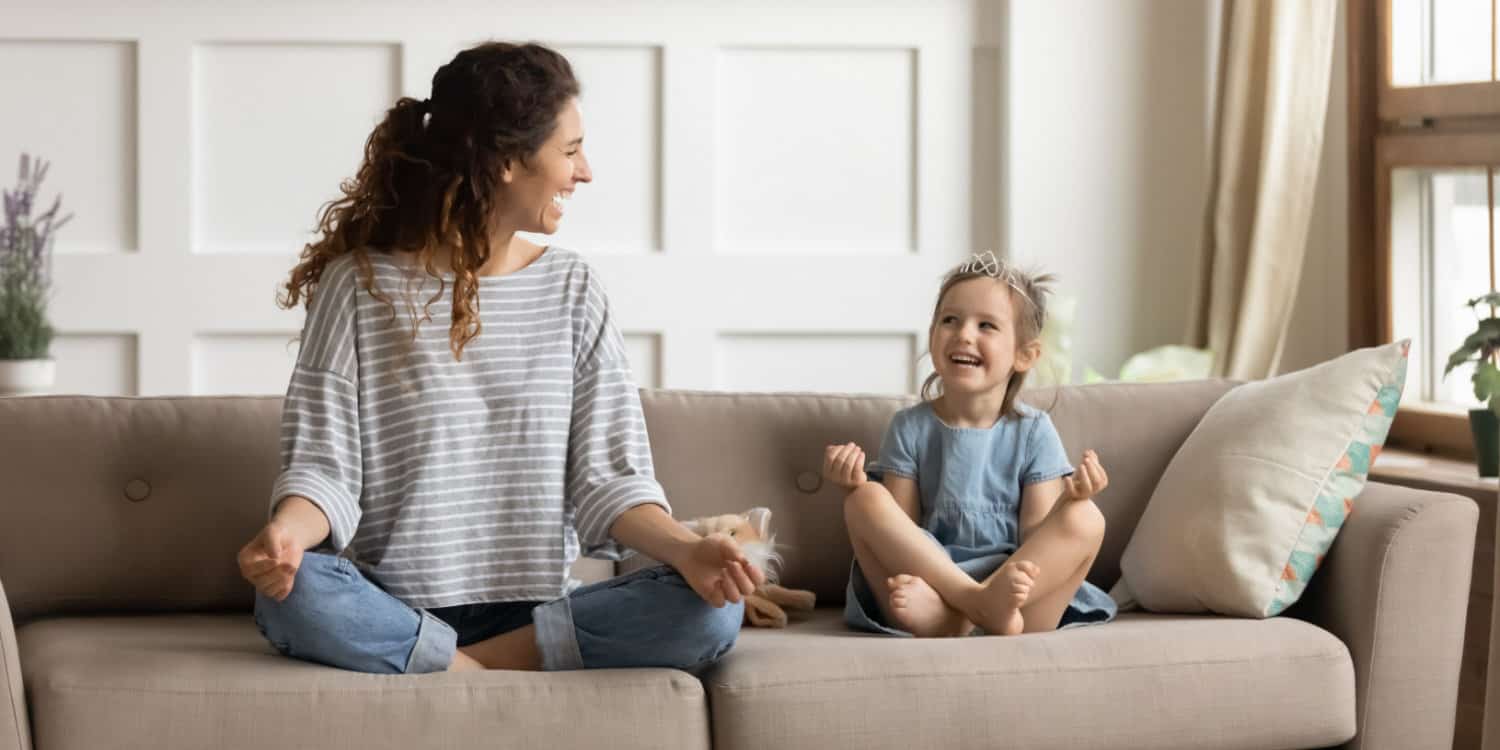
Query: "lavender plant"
1 154 70 360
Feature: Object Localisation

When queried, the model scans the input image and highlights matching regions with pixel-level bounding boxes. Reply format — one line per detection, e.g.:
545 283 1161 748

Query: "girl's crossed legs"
843 481 1104 636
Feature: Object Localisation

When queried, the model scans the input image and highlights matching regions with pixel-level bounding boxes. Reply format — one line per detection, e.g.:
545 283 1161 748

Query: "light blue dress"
845 401 1118 635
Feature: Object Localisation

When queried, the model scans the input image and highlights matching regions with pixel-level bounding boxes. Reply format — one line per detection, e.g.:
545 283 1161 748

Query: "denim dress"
845 401 1117 635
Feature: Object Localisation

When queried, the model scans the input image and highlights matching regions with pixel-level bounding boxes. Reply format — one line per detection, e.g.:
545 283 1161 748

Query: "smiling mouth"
551 192 570 215
948 353 983 369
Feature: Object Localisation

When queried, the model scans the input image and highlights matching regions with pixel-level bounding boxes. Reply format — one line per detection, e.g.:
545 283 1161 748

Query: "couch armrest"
1296 480 1478 750
0 577 31 750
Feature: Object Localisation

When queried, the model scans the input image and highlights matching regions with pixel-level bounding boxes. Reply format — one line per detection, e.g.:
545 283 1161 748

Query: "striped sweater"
271 247 668 608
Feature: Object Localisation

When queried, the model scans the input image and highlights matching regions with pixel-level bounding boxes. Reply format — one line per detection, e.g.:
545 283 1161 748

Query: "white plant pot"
0 359 56 396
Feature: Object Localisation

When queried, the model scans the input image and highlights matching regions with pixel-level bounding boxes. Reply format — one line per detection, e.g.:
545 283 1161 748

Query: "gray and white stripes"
271 248 668 608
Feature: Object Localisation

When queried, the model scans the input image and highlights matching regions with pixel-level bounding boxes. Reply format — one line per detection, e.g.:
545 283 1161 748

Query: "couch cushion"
18 615 709 750
704 609 1353 750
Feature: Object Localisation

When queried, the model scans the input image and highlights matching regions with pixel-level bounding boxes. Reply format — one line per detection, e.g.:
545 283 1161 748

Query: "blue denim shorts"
254 552 744 674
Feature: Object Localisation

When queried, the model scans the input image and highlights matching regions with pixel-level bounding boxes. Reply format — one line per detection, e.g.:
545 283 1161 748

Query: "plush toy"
683 507 816 628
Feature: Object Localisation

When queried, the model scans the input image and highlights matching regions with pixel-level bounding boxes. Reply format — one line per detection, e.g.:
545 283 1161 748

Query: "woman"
237 41 759 674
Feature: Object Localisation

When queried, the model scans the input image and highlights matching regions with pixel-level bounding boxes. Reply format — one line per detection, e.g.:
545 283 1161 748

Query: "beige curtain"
1189 0 1338 379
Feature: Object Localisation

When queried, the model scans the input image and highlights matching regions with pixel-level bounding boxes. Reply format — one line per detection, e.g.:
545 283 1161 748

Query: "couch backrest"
639 380 1237 602
0 381 1234 620
1 396 283 621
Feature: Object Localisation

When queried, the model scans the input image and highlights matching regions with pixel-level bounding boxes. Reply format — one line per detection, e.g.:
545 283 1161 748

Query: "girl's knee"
843 481 891 520
1061 499 1106 543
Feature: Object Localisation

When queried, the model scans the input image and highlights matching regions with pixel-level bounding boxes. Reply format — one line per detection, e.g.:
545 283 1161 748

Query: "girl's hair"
919 256 1056 421
278 42 580 361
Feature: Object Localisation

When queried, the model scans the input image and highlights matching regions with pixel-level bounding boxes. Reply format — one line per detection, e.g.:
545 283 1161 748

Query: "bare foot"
886 574 973 637
966 559 1038 636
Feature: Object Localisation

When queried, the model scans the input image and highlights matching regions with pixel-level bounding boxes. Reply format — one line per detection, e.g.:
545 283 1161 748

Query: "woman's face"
499 97 592 235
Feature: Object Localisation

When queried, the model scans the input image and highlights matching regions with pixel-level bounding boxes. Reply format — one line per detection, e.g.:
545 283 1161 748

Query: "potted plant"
0 154 69 396
1444 292 1500 477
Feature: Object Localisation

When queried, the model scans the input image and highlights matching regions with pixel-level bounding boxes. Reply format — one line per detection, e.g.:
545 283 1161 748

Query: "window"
1351 0 1500 458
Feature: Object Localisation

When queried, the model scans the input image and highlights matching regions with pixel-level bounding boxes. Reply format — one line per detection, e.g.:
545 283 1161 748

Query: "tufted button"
795 471 821 494
124 478 151 502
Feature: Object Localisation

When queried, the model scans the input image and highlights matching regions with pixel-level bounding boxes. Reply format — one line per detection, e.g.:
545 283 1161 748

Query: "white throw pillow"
1110 341 1409 617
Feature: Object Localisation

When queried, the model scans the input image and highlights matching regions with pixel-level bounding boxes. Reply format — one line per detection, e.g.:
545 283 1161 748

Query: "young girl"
238 42 762 675
823 252 1116 637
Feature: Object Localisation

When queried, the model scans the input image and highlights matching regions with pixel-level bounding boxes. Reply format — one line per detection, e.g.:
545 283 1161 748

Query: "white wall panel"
0 40 137 254
715 333 914 394
716 47 915 255
623 332 660 388
52 333 138 395
192 333 297 395
543 46 661 255
193 43 399 254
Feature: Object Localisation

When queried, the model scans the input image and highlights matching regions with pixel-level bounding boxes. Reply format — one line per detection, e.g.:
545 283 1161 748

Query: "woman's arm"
239 496 333 601
609 504 763 607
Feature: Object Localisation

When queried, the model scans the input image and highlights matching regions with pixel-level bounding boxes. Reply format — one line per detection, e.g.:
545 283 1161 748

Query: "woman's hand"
670 533 765 608
238 520 304 601
1060 449 1108 502
823 442 868 491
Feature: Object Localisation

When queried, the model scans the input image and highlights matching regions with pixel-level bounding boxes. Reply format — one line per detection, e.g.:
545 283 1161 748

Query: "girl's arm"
1018 450 1107 542
824 442 921 523
882 474 922 524
1018 477 1067 542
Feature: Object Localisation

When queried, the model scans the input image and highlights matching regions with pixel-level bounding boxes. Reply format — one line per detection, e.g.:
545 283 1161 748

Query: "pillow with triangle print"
1109 340 1409 618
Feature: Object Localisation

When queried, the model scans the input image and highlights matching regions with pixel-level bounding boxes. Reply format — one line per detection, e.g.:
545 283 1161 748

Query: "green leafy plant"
1444 292 1500 414
0 154 69 360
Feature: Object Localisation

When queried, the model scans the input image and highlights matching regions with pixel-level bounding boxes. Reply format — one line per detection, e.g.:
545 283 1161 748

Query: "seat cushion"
704 609 1354 750
18 614 709 750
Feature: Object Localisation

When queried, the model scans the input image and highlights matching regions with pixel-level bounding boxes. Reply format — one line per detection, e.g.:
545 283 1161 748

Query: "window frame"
1351 0 1500 460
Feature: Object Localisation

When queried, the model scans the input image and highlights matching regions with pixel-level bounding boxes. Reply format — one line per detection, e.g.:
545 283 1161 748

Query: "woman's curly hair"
279 41 579 361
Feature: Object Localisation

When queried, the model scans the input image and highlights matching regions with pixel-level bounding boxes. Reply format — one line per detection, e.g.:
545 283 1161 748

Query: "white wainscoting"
3 0 1000 396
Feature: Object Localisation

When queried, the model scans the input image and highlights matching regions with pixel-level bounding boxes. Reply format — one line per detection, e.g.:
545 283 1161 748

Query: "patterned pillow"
1109 340 1409 617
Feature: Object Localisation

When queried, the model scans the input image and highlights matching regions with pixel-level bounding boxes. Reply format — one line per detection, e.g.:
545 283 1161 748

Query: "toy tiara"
956 250 1030 297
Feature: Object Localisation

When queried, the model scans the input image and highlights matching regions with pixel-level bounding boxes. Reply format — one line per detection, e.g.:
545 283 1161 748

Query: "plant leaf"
1446 318 1500 376
1465 291 1500 309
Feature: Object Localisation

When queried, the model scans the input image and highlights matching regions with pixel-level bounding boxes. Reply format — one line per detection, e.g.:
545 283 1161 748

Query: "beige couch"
0 381 1478 750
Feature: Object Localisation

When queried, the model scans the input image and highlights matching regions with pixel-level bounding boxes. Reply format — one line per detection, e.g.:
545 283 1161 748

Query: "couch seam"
2 626 24 750
33 677 705 698
708 651 1348 692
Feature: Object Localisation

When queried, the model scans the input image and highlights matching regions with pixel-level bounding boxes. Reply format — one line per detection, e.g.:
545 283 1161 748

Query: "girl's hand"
671 533 765 608
238 521 304 601
1061 449 1108 502
823 442 868 491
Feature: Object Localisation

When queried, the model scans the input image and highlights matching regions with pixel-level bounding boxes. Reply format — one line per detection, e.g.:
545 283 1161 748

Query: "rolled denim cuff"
403 609 458 674
532 597 584 671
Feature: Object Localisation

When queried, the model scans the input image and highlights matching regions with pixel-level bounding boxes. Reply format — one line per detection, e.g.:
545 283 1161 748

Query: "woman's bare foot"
964 559 1038 636
886 574 973 637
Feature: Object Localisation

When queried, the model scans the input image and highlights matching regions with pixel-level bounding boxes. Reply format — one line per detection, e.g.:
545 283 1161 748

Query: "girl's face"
929 277 1039 397
498 97 593 235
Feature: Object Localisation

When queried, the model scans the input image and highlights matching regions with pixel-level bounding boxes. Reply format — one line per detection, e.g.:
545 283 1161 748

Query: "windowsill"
1372 447 1496 497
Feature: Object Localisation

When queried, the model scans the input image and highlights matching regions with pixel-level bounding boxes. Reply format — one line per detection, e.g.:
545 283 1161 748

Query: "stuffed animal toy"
683 507 816 628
